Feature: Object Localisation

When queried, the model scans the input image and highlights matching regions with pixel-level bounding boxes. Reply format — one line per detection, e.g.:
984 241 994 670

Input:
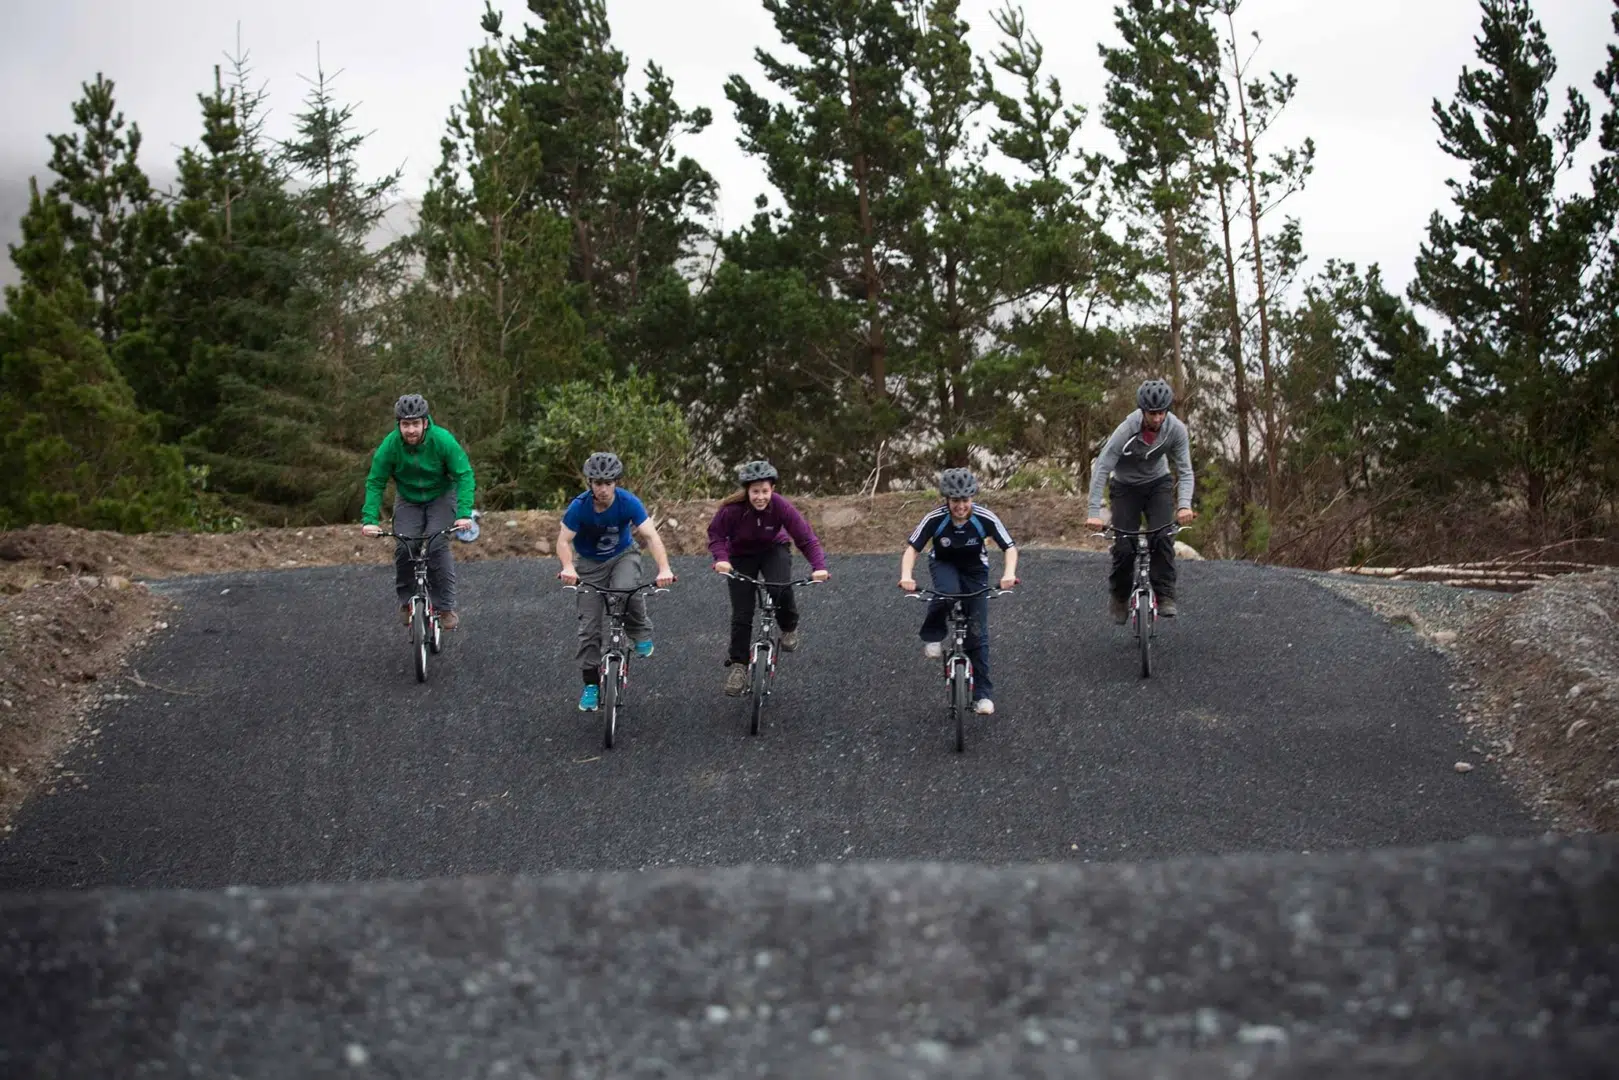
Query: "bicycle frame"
720 570 821 736
563 580 668 748
907 586 1012 752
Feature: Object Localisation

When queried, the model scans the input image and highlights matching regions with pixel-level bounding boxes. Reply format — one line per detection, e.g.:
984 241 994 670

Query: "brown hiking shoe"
1109 595 1128 624
438 610 460 630
400 603 412 626
724 664 750 696
778 630 799 652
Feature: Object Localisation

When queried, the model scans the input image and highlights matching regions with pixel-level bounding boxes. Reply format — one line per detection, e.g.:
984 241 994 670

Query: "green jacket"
361 422 476 523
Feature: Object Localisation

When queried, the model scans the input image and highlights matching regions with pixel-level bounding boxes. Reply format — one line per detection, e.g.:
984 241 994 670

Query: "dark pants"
726 544 799 664
393 492 458 611
1108 476 1176 601
920 558 993 700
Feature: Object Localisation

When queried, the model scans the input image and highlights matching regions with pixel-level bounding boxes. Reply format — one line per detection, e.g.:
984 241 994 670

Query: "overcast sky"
1 0 1612 295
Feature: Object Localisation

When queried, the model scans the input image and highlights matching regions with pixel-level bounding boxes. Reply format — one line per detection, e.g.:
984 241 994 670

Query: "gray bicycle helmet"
938 468 979 499
583 452 624 481
736 459 779 485
394 393 430 420
1136 378 1174 412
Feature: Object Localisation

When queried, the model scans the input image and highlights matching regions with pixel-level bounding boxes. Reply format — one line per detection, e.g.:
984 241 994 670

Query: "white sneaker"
974 698 994 715
923 641 943 660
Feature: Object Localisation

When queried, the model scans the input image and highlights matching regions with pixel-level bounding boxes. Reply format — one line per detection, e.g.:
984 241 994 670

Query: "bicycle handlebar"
719 570 824 590
905 587 1015 601
373 526 467 544
1094 522 1184 539
562 582 671 598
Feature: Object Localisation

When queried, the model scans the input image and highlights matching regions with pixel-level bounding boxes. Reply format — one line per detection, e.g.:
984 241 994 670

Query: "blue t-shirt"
563 488 649 561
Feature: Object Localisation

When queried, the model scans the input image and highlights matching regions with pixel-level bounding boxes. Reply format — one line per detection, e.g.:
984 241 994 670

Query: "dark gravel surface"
0 552 1540 890
4 835 1616 1078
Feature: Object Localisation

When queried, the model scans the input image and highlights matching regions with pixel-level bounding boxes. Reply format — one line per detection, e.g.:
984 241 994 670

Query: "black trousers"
726 545 799 664
1109 476 1177 600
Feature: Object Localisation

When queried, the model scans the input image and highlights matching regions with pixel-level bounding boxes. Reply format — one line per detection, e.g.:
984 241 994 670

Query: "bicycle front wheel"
949 661 969 753
1136 595 1152 678
748 647 770 736
411 600 428 683
602 655 622 749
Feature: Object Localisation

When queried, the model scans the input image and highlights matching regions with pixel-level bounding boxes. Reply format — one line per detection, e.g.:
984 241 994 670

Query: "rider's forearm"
899 546 918 580
642 528 673 573
1002 547 1019 581
556 529 575 572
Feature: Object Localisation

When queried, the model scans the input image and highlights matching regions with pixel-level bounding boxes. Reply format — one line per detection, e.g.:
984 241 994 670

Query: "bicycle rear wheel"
411 600 428 683
748 646 770 736
1136 594 1152 678
949 661 969 753
601 655 622 749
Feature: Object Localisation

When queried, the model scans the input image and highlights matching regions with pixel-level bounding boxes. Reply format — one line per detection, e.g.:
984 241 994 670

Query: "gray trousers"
575 548 651 674
393 491 458 612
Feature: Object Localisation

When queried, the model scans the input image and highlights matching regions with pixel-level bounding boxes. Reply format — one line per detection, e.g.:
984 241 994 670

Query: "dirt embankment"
0 492 1108 594
2 495 1612 834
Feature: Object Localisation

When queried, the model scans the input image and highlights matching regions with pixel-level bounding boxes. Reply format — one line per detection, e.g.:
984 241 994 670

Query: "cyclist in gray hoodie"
1084 379 1198 621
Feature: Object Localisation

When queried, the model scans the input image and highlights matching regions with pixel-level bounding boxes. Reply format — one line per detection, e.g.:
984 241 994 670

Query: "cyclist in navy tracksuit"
898 468 1019 715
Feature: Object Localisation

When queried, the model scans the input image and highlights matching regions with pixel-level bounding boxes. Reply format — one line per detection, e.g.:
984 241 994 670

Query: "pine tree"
1409 0 1603 529
35 74 168 348
1100 0 1219 400
1212 0 1314 522
408 9 583 502
0 180 190 531
703 0 923 485
503 0 716 347
979 2 1135 474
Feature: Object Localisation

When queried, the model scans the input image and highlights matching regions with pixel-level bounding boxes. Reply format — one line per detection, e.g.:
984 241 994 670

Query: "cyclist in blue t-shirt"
556 452 677 712
898 468 1019 716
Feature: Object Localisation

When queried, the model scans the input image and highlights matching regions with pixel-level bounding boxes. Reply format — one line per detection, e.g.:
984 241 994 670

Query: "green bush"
518 368 704 507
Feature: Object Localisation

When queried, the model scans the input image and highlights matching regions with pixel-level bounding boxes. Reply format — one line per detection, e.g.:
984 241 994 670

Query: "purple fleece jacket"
707 493 828 570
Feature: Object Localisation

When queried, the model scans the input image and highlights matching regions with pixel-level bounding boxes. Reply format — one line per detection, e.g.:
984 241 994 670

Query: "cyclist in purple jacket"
707 460 831 696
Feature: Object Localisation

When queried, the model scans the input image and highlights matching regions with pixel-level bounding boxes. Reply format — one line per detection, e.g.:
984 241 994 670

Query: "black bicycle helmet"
583 452 624 481
938 468 979 499
394 393 430 420
736 459 779 485
1136 378 1174 412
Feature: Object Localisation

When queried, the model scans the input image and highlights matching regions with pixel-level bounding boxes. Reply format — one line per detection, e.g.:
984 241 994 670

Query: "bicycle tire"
412 600 428 683
749 645 770 736
602 655 621 749
1136 594 1152 678
950 661 969 753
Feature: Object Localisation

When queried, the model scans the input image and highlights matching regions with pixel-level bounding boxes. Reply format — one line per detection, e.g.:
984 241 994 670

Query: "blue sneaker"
634 639 655 659
578 684 600 711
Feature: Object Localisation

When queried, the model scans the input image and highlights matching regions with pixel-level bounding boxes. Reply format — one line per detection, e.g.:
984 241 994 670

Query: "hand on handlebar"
713 561 733 575
1176 508 1197 525
361 524 382 537
999 576 1019 590
558 567 579 586
898 577 917 592
811 569 830 582
1084 516 1104 530
655 568 677 587
453 517 474 532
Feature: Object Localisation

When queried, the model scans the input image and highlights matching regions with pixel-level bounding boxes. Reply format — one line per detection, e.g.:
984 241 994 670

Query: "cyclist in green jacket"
359 394 476 629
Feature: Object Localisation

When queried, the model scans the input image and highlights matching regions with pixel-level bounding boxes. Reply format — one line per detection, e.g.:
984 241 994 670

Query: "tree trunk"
1158 162 1187 403
1209 101 1252 549
845 42 887 395
1232 26 1280 517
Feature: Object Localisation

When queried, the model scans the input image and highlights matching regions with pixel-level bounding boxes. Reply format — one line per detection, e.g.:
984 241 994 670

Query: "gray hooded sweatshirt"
1087 409 1195 517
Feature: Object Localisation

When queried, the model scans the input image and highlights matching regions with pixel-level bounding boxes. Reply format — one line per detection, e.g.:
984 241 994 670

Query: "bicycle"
905 586 1013 752
719 570 823 737
374 513 479 683
562 581 669 749
1096 521 1183 678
